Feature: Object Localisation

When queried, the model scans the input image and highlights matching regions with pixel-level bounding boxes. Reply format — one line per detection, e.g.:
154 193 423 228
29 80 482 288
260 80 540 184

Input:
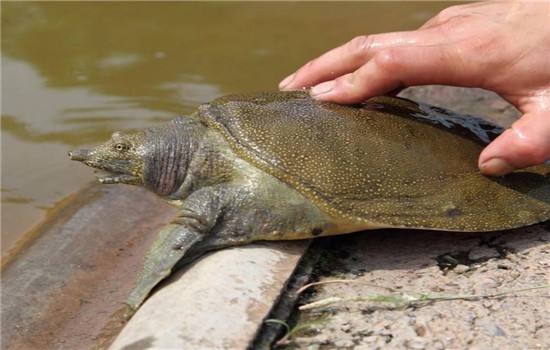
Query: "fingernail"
279 73 296 90
310 80 334 97
480 158 515 176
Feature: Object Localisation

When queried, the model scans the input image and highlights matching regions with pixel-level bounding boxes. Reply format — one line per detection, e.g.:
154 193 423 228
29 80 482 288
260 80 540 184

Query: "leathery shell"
199 91 550 232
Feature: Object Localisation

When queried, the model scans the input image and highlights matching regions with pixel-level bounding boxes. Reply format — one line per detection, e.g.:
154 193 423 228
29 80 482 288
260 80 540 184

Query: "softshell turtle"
69 91 550 309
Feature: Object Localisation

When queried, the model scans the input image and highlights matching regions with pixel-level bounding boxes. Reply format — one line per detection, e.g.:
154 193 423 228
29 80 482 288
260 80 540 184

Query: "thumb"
479 111 550 176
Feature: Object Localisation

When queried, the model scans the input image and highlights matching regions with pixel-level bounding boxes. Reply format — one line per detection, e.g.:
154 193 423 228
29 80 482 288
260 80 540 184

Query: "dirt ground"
278 223 549 350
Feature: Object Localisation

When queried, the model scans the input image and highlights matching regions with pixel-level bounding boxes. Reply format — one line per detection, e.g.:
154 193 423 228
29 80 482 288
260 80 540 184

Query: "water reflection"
1 1 448 257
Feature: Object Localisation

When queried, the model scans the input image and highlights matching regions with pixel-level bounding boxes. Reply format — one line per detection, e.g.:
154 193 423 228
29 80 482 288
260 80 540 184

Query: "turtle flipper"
125 186 231 310
126 223 203 310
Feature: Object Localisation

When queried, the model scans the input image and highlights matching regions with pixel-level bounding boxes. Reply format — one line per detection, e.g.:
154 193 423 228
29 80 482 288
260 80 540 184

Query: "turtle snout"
68 149 90 161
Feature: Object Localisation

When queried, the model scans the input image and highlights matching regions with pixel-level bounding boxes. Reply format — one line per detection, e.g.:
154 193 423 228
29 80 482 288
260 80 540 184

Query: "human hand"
279 1 550 176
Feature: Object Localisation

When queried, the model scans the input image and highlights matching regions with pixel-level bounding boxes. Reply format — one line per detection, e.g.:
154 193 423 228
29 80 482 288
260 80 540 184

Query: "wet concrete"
1 184 176 350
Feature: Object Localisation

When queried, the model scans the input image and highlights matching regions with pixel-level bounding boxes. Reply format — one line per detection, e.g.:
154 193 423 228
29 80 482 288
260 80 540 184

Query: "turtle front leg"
126 186 229 310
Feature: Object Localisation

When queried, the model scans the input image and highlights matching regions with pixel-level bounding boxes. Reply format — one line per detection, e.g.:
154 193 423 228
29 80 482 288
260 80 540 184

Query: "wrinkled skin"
69 92 550 311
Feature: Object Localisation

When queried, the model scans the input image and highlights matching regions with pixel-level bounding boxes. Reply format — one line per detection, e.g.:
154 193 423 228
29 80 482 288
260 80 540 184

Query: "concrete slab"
109 241 309 350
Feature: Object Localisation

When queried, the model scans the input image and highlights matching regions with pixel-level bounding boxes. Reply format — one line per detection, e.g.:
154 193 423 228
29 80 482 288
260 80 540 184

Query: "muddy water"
1 2 450 258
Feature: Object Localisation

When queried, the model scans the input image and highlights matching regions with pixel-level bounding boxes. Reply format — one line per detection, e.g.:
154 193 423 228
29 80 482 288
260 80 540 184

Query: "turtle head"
69 130 146 185
70 117 203 196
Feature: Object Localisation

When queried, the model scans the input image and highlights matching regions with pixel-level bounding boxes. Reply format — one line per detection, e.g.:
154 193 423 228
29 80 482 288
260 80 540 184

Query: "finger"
479 111 550 176
310 44 483 104
279 29 447 91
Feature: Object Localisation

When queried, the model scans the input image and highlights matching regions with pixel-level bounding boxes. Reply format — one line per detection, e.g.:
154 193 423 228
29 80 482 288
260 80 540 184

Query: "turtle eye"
114 143 128 152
